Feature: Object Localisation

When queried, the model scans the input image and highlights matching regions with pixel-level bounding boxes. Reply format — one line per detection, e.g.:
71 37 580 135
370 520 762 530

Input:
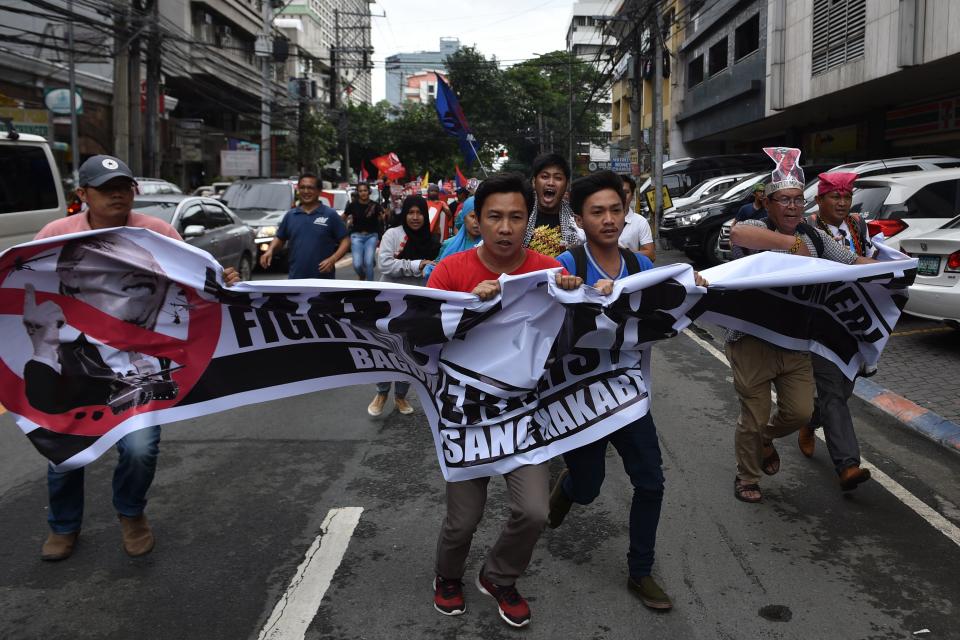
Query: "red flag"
359 160 369 182
455 165 468 188
371 153 406 181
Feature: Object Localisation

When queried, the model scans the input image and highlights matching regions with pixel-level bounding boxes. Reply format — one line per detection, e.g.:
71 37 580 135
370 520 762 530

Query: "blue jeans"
351 232 378 280
561 412 664 578
376 381 410 398
47 426 161 534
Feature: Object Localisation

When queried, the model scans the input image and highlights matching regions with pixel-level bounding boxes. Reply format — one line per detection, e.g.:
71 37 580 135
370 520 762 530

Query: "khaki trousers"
725 336 814 484
435 462 549 586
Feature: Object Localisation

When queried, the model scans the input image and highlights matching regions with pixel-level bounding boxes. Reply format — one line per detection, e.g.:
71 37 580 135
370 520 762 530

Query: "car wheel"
238 255 253 281
702 229 723 267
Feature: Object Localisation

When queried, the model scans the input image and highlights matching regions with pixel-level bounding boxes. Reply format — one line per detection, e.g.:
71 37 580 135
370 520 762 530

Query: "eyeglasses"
768 195 806 207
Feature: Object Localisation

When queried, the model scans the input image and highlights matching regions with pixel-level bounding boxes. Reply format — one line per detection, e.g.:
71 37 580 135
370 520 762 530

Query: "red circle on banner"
0 238 222 436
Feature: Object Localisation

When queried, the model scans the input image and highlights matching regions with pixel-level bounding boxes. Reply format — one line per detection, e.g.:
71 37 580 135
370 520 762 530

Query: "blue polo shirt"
556 244 654 286
735 203 766 222
277 204 348 279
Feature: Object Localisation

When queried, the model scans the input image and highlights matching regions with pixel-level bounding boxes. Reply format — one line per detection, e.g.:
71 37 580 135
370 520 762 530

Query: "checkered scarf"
523 199 582 248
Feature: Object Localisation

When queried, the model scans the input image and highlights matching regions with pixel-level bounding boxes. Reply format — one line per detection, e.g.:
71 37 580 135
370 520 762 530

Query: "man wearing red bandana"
795 172 875 491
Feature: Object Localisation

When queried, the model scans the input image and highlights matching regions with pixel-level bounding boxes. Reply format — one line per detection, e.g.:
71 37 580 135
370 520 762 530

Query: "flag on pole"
359 160 369 182
371 153 406 181
455 165 468 188
434 76 479 166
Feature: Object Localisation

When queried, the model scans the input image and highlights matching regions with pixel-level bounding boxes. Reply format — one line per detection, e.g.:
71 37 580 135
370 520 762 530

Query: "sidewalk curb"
854 377 960 457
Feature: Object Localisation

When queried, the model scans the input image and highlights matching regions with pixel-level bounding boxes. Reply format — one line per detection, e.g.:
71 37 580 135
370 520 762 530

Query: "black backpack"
567 245 643 280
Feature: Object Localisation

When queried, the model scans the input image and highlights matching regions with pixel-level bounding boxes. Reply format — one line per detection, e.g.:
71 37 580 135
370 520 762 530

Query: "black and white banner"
694 239 917 379
0 228 701 480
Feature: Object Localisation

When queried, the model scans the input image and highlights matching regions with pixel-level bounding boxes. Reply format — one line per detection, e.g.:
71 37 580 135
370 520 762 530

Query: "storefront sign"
0 106 53 139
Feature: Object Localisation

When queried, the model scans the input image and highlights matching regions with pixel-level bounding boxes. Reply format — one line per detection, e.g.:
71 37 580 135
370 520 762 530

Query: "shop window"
812 0 866 75
687 55 704 87
708 38 728 76
735 13 760 60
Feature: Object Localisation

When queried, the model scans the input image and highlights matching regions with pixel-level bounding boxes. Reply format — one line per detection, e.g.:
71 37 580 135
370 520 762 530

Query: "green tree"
279 109 337 175
447 47 610 172
342 100 462 183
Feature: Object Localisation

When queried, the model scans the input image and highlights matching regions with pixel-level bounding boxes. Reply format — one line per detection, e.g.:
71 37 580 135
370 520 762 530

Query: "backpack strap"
569 244 588 280
619 247 643 275
796 221 825 257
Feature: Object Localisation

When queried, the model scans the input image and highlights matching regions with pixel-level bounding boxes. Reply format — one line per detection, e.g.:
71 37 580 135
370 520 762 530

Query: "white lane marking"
681 328 960 549
258 507 364 640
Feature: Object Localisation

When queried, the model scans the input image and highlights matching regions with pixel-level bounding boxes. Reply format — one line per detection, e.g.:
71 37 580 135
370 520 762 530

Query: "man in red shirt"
426 173 584 628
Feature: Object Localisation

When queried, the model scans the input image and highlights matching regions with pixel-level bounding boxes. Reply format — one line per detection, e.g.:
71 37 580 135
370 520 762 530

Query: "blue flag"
434 76 478 166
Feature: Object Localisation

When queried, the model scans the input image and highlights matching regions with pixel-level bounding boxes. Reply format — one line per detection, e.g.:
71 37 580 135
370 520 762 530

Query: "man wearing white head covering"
725 147 877 504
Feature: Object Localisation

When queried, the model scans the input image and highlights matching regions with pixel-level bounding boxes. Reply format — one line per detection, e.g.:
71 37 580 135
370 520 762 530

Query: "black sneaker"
627 575 673 611
476 570 531 628
433 575 466 616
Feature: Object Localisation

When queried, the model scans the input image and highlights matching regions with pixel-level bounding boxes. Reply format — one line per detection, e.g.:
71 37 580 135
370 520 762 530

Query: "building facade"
567 0 616 167
670 0 960 164
384 38 459 107
608 0 683 173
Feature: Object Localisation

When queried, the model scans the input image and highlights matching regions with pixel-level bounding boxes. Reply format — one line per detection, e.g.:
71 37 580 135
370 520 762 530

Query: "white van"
0 130 65 251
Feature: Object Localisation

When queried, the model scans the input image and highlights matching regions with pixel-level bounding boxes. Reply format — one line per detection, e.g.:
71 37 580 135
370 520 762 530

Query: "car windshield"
133 201 177 223
221 183 291 215
850 186 891 219
680 178 715 198
716 173 765 200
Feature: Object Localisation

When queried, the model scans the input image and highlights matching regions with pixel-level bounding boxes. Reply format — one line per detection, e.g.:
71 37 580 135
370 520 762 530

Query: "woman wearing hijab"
368 195 440 417
424 196 481 279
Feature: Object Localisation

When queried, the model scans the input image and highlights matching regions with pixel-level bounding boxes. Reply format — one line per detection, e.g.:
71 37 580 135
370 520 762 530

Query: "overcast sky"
369 0 599 102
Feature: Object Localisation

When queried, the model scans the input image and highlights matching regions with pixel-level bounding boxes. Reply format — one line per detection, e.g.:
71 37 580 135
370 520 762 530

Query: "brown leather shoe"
838 465 871 492
119 514 155 557
395 397 414 415
798 426 816 458
41 531 79 561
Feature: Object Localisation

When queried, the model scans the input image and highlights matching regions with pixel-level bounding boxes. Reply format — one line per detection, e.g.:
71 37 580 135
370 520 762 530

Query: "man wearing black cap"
32 154 239 561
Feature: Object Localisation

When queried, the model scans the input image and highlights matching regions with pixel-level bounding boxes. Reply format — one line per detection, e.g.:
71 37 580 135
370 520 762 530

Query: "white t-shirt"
618 209 653 252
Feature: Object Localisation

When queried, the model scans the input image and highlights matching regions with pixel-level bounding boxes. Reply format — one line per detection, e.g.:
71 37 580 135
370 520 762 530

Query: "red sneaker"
433 576 465 616
476 570 531 628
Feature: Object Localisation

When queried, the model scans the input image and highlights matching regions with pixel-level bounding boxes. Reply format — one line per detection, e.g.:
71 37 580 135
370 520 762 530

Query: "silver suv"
0 129 65 251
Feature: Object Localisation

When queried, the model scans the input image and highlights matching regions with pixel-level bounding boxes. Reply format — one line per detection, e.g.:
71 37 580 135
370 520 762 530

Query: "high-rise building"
384 38 460 106
566 1 616 167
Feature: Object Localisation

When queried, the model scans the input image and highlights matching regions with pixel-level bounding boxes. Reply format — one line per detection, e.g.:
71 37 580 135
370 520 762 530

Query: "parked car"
218 178 298 265
661 172 768 264
133 195 257 280
135 178 183 196
0 129 65 252
637 154 771 212
666 173 750 212
801 155 960 215
899 216 960 327
845 168 960 251
716 157 960 262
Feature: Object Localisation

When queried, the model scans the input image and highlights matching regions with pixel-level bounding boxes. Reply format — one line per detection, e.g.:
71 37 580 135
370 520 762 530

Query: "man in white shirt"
619 175 655 262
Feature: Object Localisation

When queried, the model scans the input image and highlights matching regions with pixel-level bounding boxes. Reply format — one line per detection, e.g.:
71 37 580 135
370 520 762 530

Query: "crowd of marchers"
26 145 888 630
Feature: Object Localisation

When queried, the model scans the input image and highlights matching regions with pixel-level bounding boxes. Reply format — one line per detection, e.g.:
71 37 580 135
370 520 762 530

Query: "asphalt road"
1 261 959 639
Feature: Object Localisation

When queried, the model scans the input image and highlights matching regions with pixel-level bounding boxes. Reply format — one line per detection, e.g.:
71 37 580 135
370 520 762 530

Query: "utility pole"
651 6 665 240
629 24 642 184
66 0 80 187
258 0 272 177
568 50 574 172
112 8 130 162
144 0 160 177
129 0 143 174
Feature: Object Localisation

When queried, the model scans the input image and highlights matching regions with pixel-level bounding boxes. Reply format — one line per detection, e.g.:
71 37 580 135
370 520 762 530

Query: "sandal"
734 478 762 503
761 440 781 476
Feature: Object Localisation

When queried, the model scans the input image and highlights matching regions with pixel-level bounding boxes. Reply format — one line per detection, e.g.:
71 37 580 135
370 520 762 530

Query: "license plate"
917 254 941 276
